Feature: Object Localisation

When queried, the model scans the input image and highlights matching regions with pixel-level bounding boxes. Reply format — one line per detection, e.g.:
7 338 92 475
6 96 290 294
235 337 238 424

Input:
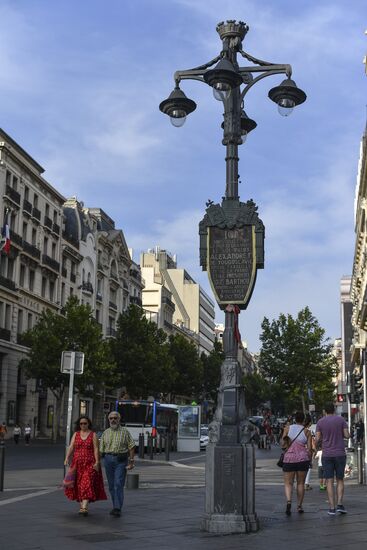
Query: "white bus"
115 400 178 447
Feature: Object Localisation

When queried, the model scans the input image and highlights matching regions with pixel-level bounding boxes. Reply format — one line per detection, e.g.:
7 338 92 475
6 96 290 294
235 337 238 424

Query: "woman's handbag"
63 467 76 488
277 453 285 468
276 426 305 468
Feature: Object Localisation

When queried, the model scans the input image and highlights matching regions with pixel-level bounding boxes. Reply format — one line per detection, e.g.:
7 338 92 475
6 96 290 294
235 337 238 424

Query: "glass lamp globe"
277 97 295 117
213 82 231 102
169 109 187 127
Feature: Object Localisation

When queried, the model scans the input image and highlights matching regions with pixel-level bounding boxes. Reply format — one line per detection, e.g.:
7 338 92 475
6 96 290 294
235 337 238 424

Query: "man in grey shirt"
315 403 350 516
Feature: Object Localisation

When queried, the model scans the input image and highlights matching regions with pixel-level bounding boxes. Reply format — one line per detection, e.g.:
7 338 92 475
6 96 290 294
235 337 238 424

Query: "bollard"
138 433 145 459
0 441 5 491
357 446 363 484
126 473 139 489
148 435 154 460
165 434 171 462
158 434 162 454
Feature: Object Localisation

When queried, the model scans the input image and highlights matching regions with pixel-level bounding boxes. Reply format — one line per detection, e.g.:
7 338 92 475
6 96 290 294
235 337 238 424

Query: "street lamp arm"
240 68 291 101
239 49 291 74
174 71 206 85
173 54 222 84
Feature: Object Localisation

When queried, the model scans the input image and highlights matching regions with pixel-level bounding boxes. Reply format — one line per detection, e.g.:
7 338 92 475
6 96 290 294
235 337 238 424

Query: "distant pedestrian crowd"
0 422 32 445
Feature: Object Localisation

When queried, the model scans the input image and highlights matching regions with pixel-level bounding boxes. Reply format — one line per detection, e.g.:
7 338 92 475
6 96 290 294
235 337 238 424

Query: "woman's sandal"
286 501 291 516
78 508 88 516
297 505 304 514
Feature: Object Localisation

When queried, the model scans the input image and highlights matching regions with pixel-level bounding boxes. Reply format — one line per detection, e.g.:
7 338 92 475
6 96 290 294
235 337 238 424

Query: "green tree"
200 339 223 404
111 305 175 399
19 296 114 440
243 372 271 415
259 306 337 413
168 334 203 401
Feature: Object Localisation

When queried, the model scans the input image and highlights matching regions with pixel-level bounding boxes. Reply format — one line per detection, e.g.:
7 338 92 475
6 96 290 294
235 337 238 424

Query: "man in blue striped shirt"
100 412 135 517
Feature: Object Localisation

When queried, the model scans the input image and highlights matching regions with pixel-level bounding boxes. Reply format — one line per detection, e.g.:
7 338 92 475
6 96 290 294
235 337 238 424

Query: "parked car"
200 425 209 449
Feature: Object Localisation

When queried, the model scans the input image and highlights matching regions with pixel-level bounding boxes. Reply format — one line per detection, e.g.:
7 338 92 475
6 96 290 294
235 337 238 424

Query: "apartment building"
140 247 215 354
0 129 142 436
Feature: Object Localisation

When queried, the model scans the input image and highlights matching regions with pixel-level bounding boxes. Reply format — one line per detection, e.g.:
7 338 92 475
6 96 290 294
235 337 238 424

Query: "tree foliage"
19 296 114 438
243 372 271 415
259 306 337 413
168 333 203 401
111 305 175 399
200 340 223 404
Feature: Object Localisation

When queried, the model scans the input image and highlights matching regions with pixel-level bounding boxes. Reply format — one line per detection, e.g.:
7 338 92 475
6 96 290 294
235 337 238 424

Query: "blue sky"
0 0 365 351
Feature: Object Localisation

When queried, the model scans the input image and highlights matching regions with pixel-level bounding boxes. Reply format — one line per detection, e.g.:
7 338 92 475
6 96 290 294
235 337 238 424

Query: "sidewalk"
1 449 367 549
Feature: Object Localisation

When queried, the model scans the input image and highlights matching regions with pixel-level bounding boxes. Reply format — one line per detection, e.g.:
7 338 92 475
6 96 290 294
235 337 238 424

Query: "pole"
363 350 367 483
65 352 75 454
347 392 353 449
0 441 5 491
357 445 363 484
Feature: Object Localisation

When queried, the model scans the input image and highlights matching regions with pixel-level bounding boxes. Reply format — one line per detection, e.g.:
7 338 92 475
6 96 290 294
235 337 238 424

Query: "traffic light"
354 373 363 393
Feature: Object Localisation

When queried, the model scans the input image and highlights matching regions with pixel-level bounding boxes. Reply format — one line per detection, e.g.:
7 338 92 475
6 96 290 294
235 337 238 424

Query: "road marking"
0 488 58 506
168 461 204 470
3 486 58 492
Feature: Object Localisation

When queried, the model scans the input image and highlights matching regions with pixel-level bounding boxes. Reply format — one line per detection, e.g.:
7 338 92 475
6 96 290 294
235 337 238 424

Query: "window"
43 237 48 255
53 210 58 223
27 313 32 330
45 204 49 217
51 242 56 259
41 277 47 297
7 258 14 280
0 301 3 326
24 186 29 201
22 222 27 241
5 304 11 330
17 309 23 334
34 194 38 208
7 400 16 426
49 280 55 302
6 170 11 185
32 228 37 246
10 212 16 231
12 176 18 191
19 264 26 287
96 309 100 323
70 287 74 296
29 269 35 291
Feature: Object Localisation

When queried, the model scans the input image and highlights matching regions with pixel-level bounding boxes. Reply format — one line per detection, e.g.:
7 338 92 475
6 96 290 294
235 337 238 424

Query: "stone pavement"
1 444 367 550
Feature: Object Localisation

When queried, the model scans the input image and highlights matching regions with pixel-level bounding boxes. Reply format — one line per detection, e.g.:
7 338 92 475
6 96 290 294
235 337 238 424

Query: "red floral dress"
64 431 107 502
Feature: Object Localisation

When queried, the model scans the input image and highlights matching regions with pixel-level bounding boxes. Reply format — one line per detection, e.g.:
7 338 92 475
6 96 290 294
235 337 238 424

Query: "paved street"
1 442 367 549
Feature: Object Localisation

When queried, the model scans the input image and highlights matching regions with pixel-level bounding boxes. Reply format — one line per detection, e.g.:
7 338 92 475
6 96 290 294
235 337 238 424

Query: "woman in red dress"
64 416 107 515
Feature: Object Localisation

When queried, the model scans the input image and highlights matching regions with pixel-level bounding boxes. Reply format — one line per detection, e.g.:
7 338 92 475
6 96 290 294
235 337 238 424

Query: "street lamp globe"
213 83 231 102
170 109 187 127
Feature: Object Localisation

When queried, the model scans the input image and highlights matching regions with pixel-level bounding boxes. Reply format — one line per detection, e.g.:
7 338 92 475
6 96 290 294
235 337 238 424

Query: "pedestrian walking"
64 415 106 516
315 402 350 515
281 411 312 516
24 423 31 445
13 424 21 444
0 422 7 442
315 448 326 490
100 411 136 517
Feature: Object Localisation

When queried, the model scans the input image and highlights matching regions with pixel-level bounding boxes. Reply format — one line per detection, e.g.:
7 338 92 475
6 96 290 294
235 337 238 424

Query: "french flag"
1 212 11 255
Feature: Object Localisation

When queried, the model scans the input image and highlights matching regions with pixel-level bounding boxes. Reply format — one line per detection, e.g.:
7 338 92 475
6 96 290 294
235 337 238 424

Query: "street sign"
308 404 315 412
61 351 84 374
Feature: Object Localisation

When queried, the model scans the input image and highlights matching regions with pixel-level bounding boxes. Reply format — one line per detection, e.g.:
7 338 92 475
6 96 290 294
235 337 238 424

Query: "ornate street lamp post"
160 20 306 534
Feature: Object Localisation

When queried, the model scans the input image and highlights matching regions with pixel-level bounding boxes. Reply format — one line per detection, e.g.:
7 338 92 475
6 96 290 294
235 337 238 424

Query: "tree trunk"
301 392 306 415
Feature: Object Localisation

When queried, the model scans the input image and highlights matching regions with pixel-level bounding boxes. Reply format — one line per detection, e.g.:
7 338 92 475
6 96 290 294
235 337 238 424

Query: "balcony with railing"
0 327 11 341
62 267 67 277
109 301 117 311
52 222 60 235
162 296 175 310
62 231 79 249
23 240 41 260
23 199 32 215
42 254 60 273
106 327 117 338
11 232 23 248
81 281 93 294
70 273 76 283
130 296 142 307
4 184 20 205
44 215 53 229
0 275 16 292
32 207 41 222
96 292 103 302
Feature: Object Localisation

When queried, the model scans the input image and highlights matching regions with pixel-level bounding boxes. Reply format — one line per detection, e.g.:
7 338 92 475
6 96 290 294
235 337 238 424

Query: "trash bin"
126 473 139 489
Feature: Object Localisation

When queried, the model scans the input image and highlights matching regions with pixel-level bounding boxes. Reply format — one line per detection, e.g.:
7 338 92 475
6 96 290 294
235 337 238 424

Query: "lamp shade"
203 58 243 91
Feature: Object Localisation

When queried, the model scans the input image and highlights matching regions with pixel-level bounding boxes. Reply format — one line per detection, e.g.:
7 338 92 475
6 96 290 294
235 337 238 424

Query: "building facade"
0 129 143 437
140 247 215 354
